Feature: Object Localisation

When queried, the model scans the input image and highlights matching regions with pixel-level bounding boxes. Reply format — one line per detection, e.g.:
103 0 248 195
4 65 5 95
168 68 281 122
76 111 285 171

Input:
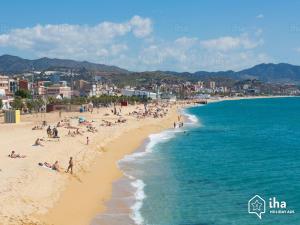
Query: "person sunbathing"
32 125 42 130
8 151 26 158
52 161 61 172
76 128 83 135
43 162 52 168
35 138 44 146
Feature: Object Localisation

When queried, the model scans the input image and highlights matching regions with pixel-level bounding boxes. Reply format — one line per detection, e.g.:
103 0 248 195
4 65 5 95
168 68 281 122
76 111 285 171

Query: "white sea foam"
181 110 200 127
118 130 180 225
185 113 199 124
129 179 146 225
120 129 178 163
118 110 200 225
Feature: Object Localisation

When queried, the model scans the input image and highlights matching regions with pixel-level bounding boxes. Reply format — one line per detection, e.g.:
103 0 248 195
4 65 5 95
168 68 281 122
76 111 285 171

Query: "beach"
0 96 293 225
0 102 183 225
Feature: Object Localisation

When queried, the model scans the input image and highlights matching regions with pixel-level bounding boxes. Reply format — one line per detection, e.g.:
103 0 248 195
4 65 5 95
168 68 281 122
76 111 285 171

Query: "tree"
15 90 31 99
26 100 34 112
26 98 45 112
0 99 3 110
11 97 24 110
33 98 45 112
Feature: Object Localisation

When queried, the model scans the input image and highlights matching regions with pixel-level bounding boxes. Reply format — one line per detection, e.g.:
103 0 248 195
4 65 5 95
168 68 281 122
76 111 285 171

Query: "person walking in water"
66 157 73 174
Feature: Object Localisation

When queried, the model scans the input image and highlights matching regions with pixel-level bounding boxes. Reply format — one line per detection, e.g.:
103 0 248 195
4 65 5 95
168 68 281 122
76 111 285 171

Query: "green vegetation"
15 89 31 99
11 97 45 112
26 98 45 112
89 95 149 106
46 95 149 107
0 99 2 109
11 97 24 110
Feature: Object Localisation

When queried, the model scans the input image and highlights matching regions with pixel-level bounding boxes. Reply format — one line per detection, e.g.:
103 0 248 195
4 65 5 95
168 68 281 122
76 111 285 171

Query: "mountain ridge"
0 54 128 74
1 55 300 84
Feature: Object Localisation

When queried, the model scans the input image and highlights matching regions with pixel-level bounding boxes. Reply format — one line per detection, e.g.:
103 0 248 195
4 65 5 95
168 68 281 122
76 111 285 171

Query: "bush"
15 90 31 99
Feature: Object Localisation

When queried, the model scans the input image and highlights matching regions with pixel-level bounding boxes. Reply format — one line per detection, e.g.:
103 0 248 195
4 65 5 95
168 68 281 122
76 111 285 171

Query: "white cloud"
0 16 152 60
133 34 268 71
256 14 264 19
129 15 152 38
200 34 263 51
0 16 268 71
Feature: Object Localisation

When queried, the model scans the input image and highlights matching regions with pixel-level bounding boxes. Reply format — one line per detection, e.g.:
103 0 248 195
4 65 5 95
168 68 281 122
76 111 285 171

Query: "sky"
0 0 300 72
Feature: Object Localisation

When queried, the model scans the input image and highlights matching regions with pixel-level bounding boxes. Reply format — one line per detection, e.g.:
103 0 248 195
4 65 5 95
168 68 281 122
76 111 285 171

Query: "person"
53 127 58 138
66 157 73 174
52 161 60 172
76 128 82 135
41 162 52 168
174 122 176 128
86 136 89 145
8 151 26 158
35 138 44 146
47 126 52 137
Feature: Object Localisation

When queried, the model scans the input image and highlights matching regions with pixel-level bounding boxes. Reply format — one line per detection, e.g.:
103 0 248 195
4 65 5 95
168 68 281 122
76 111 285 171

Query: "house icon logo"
248 195 266 219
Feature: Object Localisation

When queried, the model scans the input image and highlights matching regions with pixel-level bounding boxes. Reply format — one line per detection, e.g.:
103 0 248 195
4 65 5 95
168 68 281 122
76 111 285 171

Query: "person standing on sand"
66 157 73 174
47 126 51 137
86 136 89 145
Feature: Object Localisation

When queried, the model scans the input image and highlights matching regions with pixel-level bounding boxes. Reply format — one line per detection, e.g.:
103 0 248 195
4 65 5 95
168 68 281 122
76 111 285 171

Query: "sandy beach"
0 102 183 225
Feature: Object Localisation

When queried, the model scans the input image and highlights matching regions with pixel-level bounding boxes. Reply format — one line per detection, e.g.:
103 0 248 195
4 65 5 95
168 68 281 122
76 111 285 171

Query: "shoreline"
36 104 181 225
1 95 296 225
90 95 296 225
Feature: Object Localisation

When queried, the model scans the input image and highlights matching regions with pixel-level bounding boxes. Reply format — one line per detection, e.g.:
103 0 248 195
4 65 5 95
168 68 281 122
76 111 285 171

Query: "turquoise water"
121 97 300 225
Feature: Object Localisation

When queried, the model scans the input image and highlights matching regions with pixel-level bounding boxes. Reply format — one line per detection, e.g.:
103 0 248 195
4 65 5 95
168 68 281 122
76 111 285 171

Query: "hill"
0 55 128 74
1 55 300 84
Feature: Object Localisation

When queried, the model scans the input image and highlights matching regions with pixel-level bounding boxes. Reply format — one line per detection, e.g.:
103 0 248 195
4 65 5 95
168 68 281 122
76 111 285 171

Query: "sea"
91 97 300 225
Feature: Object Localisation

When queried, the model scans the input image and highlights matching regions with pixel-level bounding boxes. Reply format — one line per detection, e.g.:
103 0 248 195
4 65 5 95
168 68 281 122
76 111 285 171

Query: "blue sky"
0 0 300 72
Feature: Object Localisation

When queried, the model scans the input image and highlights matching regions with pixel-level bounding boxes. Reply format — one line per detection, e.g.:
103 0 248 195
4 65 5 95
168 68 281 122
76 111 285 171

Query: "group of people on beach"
46 126 59 138
9 102 175 180
173 121 184 128
39 157 73 174
68 128 83 137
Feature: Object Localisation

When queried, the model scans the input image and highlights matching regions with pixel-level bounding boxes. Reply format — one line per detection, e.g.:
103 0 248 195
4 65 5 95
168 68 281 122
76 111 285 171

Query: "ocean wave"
182 109 200 126
118 111 200 225
130 179 146 225
120 129 179 163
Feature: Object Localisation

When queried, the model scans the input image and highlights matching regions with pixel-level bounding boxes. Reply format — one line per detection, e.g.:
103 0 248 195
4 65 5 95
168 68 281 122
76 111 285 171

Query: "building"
0 75 9 95
209 81 216 89
121 89 158 100
46 85 72 99
19 79 29 91
36 85 46 97
73 80 91 96
9 79 18 94
160 92 177 102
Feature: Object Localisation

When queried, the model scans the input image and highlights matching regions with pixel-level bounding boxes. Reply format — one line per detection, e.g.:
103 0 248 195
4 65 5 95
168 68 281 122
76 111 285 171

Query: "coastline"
36 104 181 225
90 95 294 225
0 96 295 225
